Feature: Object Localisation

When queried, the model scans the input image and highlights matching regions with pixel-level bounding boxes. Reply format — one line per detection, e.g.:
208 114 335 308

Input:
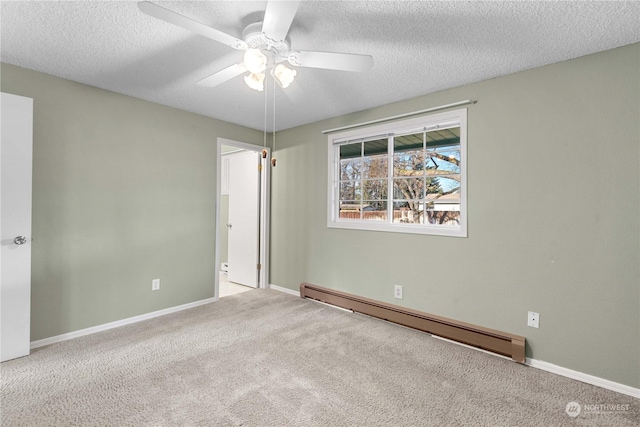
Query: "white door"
227 150 260 288
0 92 33 362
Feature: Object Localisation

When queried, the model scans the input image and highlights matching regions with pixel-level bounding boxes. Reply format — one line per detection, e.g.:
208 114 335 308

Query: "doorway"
215 138 270 299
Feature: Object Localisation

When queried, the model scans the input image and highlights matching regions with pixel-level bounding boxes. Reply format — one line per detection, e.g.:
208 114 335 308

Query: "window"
327 108 467 237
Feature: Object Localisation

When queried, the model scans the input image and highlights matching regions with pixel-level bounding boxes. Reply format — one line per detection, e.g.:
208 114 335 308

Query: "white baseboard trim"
269 284 300 297
526 358 639 399
423 334 638 398
31 297 218 350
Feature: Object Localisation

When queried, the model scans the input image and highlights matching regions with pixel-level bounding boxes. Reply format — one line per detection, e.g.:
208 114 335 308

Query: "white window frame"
327 108 467 237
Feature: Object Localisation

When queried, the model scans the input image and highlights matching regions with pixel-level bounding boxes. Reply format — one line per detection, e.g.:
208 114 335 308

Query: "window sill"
327 220 467 237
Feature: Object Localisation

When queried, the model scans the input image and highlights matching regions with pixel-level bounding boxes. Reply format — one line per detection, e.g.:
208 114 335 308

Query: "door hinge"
257 263 262 270
258 164 263 172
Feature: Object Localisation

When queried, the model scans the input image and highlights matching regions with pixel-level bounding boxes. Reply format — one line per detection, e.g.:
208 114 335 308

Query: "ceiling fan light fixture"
139 1 374 91
272 64 297 88
244 72 265 91
244 48 267 74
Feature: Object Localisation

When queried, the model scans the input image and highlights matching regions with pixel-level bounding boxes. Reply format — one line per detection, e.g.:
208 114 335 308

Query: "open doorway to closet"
215 138 270 299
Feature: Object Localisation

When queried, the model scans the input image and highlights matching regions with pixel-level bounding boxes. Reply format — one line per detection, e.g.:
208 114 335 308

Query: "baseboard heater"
300 282 526 364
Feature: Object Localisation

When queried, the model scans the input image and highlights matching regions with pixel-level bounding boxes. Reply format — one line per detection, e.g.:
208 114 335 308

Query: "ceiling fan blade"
262 0 300 42
197 63 247 88
288 51 374 72
138 1 247 50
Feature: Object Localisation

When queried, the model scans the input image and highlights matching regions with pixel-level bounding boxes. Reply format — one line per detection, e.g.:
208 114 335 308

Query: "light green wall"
1 63 263 341
270 44 640 388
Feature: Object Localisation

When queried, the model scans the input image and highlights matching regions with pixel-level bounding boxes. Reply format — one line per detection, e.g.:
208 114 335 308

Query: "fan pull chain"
261 77 268 159
271 77 277 167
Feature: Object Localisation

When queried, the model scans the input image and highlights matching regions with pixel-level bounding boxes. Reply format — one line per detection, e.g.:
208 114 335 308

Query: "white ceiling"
2 1 639 132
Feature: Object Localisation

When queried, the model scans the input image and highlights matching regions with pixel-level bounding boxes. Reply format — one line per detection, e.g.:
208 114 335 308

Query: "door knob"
13 236 27 245
226 223 232 229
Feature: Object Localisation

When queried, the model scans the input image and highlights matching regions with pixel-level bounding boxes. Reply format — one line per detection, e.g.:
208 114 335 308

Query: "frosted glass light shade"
272 64 297 88
244 72 265 91
244 49 267 74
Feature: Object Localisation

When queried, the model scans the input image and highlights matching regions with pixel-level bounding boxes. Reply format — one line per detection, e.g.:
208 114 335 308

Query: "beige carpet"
1 289 638 426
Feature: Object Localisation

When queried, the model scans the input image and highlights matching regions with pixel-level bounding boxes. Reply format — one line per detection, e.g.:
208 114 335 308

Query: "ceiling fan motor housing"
243 22 290 63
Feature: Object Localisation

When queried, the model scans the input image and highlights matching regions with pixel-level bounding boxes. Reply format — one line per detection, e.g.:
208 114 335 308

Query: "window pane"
392 200 423 224
394 132 423 153
340 159 362 181
391 201 460 225
340 143 361 160
363 155 387 179
339 180 360 201
393 177 424 199
393 150 425 177
425 127 460 149
425 177 460 196
362 201 388 221
425 209 461 226
426 146 460 175
363 179 387 200
363 138 388 156
426 188 461 227
339 201 362 220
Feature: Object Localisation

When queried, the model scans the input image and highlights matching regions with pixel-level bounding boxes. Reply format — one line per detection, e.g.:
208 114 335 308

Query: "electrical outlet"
152 279 160 291
394 285 403 299
527 311 539 328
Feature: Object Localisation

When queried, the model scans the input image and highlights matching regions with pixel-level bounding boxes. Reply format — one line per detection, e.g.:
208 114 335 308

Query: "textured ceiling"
1 1 639 132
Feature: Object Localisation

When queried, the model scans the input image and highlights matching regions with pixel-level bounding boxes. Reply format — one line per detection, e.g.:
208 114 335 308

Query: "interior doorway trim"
215 138 270 299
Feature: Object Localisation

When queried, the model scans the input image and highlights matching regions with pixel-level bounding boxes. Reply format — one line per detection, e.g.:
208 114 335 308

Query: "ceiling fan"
138 1 374 92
